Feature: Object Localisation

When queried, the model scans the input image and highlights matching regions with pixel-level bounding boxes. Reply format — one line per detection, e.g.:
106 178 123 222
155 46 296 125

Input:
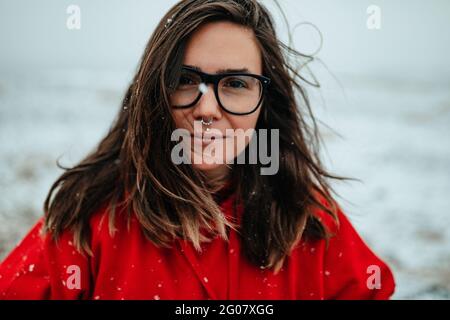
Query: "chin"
192 162 226 172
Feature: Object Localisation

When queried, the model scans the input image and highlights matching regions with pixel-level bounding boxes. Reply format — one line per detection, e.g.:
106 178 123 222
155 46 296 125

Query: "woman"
0 0 395 299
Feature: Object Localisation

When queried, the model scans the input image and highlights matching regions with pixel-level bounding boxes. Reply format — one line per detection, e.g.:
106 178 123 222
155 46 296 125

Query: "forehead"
183 21 262 75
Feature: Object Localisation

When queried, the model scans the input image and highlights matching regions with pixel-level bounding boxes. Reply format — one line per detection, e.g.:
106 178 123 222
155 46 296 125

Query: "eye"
179 75 195 86
223 78 248 89
176 70 201 88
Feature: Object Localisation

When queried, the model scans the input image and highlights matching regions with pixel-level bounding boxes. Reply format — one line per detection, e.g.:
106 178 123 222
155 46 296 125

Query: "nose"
191 83 223 123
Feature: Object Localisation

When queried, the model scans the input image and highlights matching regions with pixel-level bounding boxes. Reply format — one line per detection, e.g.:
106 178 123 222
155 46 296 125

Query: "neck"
202 165 232 191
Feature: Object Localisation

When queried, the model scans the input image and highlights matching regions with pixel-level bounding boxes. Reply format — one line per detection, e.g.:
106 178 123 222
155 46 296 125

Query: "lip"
191 132 229 139
190 132 229 145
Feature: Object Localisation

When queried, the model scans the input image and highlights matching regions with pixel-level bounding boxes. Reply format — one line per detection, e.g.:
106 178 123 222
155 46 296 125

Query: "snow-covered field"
316 73 450 299
0 68 448 299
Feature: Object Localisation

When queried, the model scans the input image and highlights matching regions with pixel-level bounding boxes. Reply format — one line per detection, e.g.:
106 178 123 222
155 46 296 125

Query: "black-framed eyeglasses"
169 66 271 115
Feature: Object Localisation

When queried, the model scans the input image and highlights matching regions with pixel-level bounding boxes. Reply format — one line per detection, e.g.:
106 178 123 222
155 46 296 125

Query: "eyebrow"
183 64 250 74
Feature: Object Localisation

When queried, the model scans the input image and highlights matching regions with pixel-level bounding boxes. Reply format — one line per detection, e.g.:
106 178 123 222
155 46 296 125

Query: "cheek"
172 109 191 128
226 111 261 155
227 110 261 132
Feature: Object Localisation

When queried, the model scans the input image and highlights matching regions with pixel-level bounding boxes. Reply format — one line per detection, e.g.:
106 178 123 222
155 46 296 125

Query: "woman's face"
171 21 263 179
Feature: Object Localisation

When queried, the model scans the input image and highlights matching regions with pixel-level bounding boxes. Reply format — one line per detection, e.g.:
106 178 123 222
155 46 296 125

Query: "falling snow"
198 83 208 94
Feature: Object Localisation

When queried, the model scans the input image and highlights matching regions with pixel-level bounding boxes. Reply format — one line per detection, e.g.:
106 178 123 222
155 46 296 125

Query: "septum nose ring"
201 117 213 131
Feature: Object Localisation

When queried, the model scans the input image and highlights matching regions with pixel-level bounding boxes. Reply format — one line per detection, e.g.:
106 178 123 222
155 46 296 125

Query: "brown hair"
44 0 343 274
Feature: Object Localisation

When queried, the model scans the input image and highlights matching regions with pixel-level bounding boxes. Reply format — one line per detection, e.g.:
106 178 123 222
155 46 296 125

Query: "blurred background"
0 0 449 299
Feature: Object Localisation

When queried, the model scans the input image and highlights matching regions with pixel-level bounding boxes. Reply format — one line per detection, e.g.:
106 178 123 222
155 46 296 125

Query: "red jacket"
0 191 395 300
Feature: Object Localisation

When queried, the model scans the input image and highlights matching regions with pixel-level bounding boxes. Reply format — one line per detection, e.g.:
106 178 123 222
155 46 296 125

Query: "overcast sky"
0 0 449 81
